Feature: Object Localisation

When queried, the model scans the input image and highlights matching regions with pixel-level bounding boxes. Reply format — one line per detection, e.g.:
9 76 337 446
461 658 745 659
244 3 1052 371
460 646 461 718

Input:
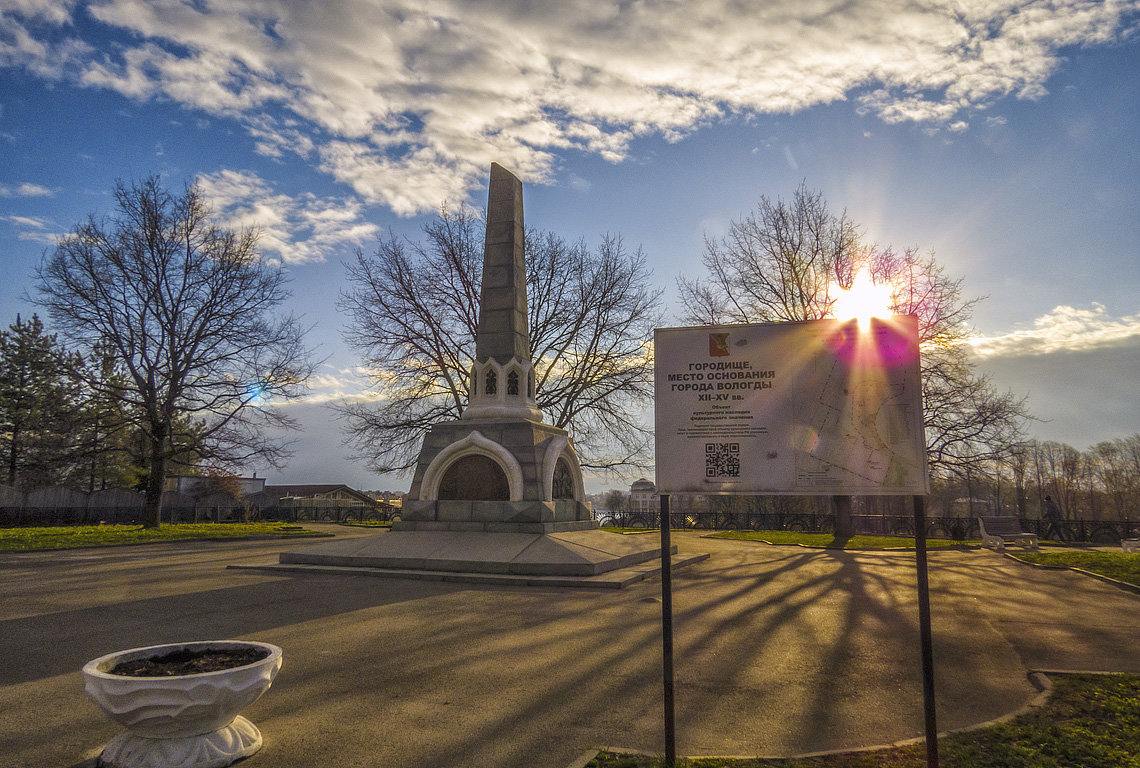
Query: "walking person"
1043 495 1064 542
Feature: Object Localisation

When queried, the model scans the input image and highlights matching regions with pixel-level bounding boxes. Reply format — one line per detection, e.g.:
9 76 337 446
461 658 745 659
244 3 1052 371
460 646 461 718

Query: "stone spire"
475 163 529 365
463 163 541 421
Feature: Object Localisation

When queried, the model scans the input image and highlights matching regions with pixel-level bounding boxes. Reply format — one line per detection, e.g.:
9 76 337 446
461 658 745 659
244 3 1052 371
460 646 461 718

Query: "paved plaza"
2 526 1138 768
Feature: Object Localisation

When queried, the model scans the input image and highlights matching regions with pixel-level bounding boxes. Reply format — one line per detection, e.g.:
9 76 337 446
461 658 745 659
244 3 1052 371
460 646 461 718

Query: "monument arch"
540 435 585 502
418 430 525 502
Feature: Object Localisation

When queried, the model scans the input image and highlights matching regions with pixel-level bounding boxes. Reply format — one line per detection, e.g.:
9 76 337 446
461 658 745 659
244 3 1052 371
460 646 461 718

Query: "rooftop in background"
258 484 390 509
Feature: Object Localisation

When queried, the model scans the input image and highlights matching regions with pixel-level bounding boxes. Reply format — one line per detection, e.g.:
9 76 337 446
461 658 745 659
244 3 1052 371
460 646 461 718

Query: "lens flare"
824 317 920 368
246 382 270 404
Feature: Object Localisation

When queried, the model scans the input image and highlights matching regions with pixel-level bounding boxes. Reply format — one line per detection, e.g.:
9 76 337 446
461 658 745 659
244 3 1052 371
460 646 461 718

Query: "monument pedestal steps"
238 528 708 589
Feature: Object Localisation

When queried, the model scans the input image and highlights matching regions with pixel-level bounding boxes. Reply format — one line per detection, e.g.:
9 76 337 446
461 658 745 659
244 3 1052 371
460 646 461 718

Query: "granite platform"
246 528 704 588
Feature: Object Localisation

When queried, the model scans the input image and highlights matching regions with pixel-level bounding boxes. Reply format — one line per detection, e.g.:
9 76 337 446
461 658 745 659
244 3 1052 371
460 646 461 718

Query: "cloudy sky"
2 0 1138 492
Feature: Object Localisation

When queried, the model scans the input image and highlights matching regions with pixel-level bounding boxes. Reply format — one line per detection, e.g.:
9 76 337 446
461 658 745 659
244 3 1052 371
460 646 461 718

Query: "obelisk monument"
462 163 542 421
398 163 593 528
278 163 674 580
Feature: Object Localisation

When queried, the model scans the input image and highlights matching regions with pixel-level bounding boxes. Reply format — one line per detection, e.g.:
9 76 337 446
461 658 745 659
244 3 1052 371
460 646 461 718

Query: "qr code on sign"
705 442 741 478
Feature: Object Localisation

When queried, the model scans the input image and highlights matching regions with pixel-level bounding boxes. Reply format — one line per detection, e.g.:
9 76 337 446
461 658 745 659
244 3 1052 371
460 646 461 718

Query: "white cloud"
267 364 383 407
567 174 591 193
1 214 47 227
195 169 380 264
0 0 77 25
0 4 92 79
0 212 63 243
976 334 1140 448
970 304 1140 357
15 229 60 244
0 181 53 197
5 0 1138 215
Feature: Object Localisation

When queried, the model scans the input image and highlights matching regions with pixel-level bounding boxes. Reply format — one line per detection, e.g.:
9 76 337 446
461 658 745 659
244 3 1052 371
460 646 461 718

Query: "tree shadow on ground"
9 535 1137 768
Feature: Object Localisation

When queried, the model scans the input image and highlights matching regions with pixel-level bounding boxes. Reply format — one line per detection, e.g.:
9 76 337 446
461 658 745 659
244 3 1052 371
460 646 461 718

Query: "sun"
832 270 894 330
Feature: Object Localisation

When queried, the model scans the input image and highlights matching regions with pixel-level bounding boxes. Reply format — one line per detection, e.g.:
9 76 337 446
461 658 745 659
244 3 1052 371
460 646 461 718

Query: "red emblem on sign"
709 333 729 356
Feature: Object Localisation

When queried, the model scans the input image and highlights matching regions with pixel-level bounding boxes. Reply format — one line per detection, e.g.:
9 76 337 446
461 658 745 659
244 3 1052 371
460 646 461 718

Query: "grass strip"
0 522 323 551
707 530 974 550
1012 550 1140 588
588 673 1140 768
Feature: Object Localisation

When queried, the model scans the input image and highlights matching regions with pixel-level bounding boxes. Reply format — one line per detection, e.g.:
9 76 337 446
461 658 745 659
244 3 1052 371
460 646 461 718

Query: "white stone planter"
83 640 282 768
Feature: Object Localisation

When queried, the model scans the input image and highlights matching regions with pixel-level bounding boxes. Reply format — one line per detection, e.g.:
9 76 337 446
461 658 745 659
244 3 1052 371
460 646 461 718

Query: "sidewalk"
2 530 1137 768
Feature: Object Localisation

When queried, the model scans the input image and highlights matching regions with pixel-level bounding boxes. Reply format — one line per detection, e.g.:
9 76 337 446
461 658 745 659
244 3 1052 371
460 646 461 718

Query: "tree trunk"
142 430 166 528
832 495 854 538
7 411 22 486
6 433 16 487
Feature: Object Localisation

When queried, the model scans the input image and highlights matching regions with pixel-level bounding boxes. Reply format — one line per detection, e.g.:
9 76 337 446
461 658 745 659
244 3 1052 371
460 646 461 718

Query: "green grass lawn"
1012 550 1140 588
0 522 325 551
588 673 1140 768
706 530 975 550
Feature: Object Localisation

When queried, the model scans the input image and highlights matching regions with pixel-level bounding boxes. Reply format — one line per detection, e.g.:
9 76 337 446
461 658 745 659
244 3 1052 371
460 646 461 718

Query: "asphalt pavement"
2 526 1138 768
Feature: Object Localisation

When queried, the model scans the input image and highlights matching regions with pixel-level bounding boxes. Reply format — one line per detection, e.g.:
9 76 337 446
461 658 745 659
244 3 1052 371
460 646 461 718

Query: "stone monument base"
278 528 666 577
396 499 596 534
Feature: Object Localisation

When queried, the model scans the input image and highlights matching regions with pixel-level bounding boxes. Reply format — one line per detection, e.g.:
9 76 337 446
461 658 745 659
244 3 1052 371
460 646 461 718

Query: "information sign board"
654 317 928 495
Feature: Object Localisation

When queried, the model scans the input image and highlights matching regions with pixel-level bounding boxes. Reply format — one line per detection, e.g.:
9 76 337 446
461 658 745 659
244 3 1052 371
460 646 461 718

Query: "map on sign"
654 317 928 495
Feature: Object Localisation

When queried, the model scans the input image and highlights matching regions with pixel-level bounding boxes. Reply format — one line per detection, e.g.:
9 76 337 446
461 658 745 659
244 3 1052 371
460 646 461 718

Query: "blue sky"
2 0 1139 493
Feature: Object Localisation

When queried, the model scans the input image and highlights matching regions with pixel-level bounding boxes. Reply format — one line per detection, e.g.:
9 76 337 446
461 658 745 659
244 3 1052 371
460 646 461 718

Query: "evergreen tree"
0 314 84 489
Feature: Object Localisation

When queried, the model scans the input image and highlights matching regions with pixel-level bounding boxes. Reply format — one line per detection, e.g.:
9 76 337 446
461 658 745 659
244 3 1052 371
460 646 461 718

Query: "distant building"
951 497 997 517
163 474 266 496
251 484 397 519
368 491 405 509
630 478 658 517
164 477 397 520
261 483 377 504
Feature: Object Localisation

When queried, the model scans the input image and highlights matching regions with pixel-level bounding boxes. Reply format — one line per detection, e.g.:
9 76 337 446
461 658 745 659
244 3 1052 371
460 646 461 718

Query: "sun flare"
832 271 894 330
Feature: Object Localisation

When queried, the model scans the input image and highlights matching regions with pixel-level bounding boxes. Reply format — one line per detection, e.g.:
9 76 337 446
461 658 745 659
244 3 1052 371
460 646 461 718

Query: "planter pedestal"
83 641 282 768
98 715 262 768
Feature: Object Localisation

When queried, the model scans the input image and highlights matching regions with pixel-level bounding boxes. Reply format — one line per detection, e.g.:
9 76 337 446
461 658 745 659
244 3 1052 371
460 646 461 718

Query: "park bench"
978 516 1039 551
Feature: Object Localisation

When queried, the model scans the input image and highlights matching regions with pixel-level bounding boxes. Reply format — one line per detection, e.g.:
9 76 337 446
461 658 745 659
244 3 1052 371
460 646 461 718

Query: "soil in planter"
110 647 270 677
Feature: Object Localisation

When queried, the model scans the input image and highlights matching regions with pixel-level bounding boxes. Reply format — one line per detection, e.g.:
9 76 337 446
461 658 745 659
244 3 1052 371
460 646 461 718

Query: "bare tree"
1091 436 1140 520
35 176 314 527
603 488 629 520
1007 442 1031 517
679 183 866 325
678 184 1029 482
338 205 662 475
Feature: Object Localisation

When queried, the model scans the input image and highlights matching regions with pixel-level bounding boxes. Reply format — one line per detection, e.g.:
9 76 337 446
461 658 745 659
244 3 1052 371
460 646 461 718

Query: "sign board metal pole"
912 494 939 767
659 493 676 767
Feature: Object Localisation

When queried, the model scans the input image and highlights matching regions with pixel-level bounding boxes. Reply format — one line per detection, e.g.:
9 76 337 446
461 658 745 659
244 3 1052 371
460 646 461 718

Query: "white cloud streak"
3 0 1138 215
969 303 1140 357
0 212 64 243
0 181 53 197
267 364 382 407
